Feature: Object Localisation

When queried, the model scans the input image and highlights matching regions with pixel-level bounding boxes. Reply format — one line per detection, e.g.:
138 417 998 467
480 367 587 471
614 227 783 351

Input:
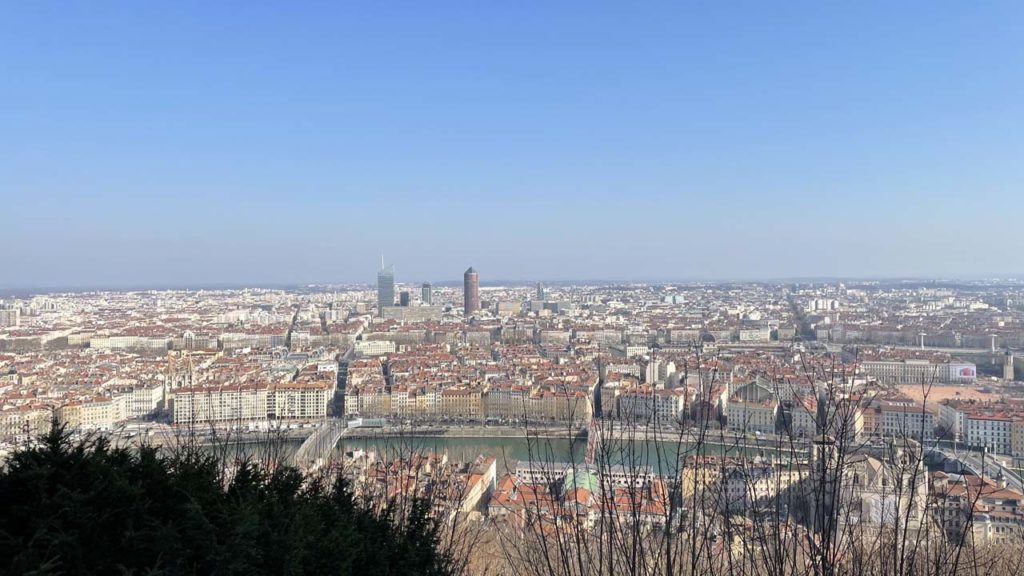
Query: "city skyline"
6 3 1024 574
2 240 1024 294
3 2 1024 287
5 270 1024 294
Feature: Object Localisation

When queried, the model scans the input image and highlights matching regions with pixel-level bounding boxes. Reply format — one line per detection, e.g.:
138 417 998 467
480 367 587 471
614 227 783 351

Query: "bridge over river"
926 443 1024 493
290 421 348 469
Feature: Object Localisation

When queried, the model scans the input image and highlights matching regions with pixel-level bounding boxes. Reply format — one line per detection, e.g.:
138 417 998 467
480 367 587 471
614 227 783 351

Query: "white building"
0 309 20 327
937 401 967 439
738 328 772 342
880 401 935 440
172 384 269 425
727 380 779 434
355 340 397 356
860 360 976 385
79 398 124 430
0 406 51 442
115 384 166 419
965 414 1014 455
268 381 332 420
728 399 778 434
789 395 818 438
615 388 683 424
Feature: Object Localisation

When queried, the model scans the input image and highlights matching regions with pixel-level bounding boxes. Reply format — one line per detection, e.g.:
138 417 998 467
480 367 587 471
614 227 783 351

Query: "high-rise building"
464 267 480 316
421 282 433 305
0 308 19 327
536 282 545 301
399 291 411 306
377 258 395 317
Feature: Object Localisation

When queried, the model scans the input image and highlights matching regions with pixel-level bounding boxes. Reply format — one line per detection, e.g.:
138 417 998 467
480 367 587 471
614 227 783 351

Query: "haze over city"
3 2 1023 288
9 4 1024 575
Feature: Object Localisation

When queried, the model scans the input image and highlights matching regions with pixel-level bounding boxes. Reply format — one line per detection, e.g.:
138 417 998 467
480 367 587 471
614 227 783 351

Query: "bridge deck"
291 422 346 468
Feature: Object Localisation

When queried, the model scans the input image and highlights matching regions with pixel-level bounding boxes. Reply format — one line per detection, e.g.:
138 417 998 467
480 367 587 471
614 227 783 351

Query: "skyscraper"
463 266 480 316
421 282 433 305
536 282 545 301
377 257 395 317
399 291 411 306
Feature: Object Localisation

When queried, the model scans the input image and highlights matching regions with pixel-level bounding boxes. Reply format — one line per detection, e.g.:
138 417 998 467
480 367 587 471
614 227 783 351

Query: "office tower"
399 291 411 306
536 282 545 301
377 257 395 317
421 282 433 305
463 266 480 316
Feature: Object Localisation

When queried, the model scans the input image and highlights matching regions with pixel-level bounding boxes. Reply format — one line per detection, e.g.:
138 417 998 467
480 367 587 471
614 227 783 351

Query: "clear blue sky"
2 2 1022 288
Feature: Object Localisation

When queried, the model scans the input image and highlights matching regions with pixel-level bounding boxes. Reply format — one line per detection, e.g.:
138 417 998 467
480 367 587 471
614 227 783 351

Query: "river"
200 431 807 475
334 433 801 475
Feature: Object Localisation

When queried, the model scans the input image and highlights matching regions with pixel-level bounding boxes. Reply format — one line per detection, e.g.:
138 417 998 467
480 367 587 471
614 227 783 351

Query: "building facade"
860 360 977 385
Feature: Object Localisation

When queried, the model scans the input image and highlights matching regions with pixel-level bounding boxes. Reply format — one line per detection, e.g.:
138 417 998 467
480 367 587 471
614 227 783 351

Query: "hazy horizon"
3 2 1023 287
3 273 1022 295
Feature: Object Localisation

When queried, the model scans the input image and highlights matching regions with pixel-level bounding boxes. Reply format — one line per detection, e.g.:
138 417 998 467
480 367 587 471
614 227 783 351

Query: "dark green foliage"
0 427 455 576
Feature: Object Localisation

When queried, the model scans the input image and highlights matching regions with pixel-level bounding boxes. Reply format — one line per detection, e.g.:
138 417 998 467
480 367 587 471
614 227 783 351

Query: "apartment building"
115 384 165 419
0 405 51 442
880 401 935 440
932 472 1024 544
438 388 483 419
788 394 818 437
173 384 269 425
614 387 683 424
268 381 332 420
965 413 1014 455
483 383 529 419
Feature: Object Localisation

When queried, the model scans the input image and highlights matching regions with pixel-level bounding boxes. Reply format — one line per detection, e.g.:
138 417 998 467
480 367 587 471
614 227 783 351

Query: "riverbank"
341 425 808 456
343 425 584 440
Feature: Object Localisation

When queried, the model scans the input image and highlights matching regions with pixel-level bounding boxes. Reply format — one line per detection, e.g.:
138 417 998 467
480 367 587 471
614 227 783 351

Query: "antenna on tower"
380 253 385 270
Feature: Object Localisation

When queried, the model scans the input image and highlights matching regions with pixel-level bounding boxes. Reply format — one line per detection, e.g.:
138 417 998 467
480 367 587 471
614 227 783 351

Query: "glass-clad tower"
377 262 395 317
421 282 433 305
